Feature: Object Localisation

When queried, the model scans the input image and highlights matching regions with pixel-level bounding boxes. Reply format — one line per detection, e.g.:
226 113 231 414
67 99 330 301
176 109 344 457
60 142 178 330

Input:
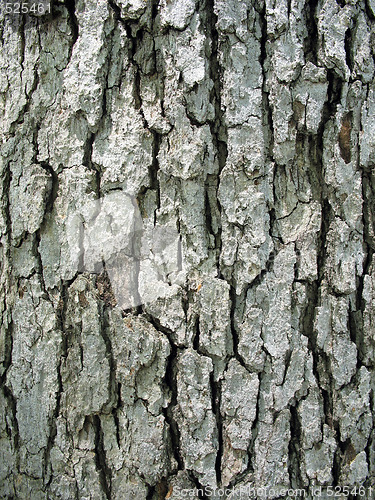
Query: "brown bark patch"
339 112 352 164
96 269 117 308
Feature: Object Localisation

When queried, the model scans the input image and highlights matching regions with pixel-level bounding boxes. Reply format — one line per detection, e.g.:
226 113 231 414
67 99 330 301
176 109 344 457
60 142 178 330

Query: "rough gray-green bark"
1 0 375 498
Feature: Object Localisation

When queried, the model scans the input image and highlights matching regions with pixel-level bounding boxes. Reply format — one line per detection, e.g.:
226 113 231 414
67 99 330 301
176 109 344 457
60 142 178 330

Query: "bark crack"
93 414 112 500
206 0 227 277
146 313 184 474
64 0 79 61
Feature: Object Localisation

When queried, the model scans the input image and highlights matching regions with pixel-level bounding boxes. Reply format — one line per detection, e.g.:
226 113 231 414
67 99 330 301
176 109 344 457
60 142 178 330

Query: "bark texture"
1 0 375 498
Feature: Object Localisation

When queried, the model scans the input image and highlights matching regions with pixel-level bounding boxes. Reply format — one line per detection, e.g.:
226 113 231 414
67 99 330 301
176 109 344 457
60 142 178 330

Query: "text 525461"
2 2 51 16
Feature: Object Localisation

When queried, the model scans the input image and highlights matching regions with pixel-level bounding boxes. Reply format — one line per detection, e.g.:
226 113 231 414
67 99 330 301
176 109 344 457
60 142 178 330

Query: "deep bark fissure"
365 0 375 21
289 58 353 484
206 0 227 276
64 0 79 52
189 474 210 500
288 404 303 489
162 346 184 474
193 315 200 351
259 2 280 256
0 152 19 472
2 0 375 496
344 28 353 73
43 284 68 488
229 285 248 371
151 130 162 219
354 170 375 366
109 0 163 228
304 0 319 64
93 414 112 500
98 304 117 410
108 1 147 118
147 313 184 473
365 387 374 485
210 373 223 485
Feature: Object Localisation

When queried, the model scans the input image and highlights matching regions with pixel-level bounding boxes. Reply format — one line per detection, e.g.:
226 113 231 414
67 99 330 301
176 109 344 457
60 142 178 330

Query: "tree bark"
1 0 374 498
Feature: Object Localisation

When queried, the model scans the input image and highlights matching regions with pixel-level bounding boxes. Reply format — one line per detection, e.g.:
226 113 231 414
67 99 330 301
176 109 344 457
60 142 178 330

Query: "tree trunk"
1 0 374 498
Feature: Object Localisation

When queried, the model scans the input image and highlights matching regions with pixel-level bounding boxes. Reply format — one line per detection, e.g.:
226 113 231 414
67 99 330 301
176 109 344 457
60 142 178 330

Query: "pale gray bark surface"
0 0 375 498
